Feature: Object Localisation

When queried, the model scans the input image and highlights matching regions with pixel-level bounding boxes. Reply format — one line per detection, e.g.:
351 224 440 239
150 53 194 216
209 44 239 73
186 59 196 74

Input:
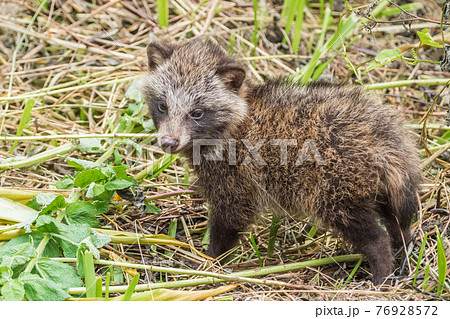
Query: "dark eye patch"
153 99 167 113
149 98 168 129
189 110 229 138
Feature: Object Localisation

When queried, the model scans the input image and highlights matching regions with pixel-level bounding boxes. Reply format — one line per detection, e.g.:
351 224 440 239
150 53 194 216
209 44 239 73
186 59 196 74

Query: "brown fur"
142 39 422 285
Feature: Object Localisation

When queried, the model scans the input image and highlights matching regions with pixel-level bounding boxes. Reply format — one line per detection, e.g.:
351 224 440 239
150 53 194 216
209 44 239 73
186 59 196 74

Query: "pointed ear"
216 64 246 92
146 42 174 71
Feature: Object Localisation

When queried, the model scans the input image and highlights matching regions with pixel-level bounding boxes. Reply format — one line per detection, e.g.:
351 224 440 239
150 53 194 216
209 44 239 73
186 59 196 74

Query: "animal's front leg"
205 197 257 259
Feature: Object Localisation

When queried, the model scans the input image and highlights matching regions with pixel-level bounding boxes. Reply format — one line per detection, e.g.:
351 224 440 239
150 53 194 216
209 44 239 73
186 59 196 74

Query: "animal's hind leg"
380 205 410 250
380 189 418 249
323 206 394 285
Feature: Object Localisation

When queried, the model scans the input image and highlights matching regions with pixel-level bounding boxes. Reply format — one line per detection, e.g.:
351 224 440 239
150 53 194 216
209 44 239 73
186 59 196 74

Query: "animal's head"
142 40 248 154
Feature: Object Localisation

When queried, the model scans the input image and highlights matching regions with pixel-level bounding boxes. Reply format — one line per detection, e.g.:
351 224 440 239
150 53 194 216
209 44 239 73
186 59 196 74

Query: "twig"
198 0 220 36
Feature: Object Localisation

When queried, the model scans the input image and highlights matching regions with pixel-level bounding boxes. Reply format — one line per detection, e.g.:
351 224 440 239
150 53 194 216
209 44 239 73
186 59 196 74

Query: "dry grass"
0 0 449 300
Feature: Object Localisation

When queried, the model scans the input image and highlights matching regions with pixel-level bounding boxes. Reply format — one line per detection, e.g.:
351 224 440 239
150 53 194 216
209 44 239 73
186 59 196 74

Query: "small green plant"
345 257 363 284
0 95 152 300
0 152 140 300
413 232 428 287
350 28 442 80
249 233 263 267
157 0 169 28
291 0 306 55
435 226 447 297
10 99 34 154
251 0 260 50
412 230 448 296
281 0 306 54
292 11 359 84
0 187 110 301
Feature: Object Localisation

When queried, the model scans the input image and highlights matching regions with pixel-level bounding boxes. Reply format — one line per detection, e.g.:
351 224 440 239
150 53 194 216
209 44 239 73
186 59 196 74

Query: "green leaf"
36 258 82 290
0 242 36 269
27 194 67 215
117 115 133 133
74 169 106 188
249 233 263 267
122 138 142 157
85 183 105 199
77 138 106 154
294 12 359 83
1 279 25 301
35 216 110 258
413 232 427 287
125 79 145 104
142 119 155 131
55 175 75 190
36 216 90 258
144 202 161 214
85 183 114 202
124 103 138 116
89 231 110 250
66 157 98 171
435 226 447 296
100 165 116 179
157 0 169 28
36 216 89 258
292 0 306 55
0 266 12 285
105 179 136 191
10 98 34 154
112 165 130 179
417 28 443 48
363 49 404 74
76 234 108 277
65 201 99 227
93 201 109 214
20 273 70 301
4 231 60 258
113 149 123 165
380 3 423 17
121 273 140 301
267 214 281 258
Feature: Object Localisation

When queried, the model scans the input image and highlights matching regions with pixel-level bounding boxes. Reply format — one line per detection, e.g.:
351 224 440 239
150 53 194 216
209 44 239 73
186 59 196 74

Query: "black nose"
161 137 179 150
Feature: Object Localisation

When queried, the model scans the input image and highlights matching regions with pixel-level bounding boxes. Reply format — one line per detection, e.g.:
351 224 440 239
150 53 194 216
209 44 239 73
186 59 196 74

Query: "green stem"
407 124 450 131
0 143 73 171
65 254 362 295
104 272 111 301
133 154 179 181
0 133 154 142
366 78 450 91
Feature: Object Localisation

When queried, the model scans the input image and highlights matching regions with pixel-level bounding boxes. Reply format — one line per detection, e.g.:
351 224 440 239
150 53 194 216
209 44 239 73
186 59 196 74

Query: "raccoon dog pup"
142 39 421 285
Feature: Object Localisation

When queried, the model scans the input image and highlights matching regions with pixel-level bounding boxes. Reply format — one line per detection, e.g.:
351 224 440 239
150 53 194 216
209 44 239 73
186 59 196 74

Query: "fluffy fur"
142 39 422 285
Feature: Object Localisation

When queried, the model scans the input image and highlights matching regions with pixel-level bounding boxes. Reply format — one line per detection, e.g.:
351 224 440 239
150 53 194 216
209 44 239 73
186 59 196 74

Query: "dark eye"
190 109 204 120
154 100 167 112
